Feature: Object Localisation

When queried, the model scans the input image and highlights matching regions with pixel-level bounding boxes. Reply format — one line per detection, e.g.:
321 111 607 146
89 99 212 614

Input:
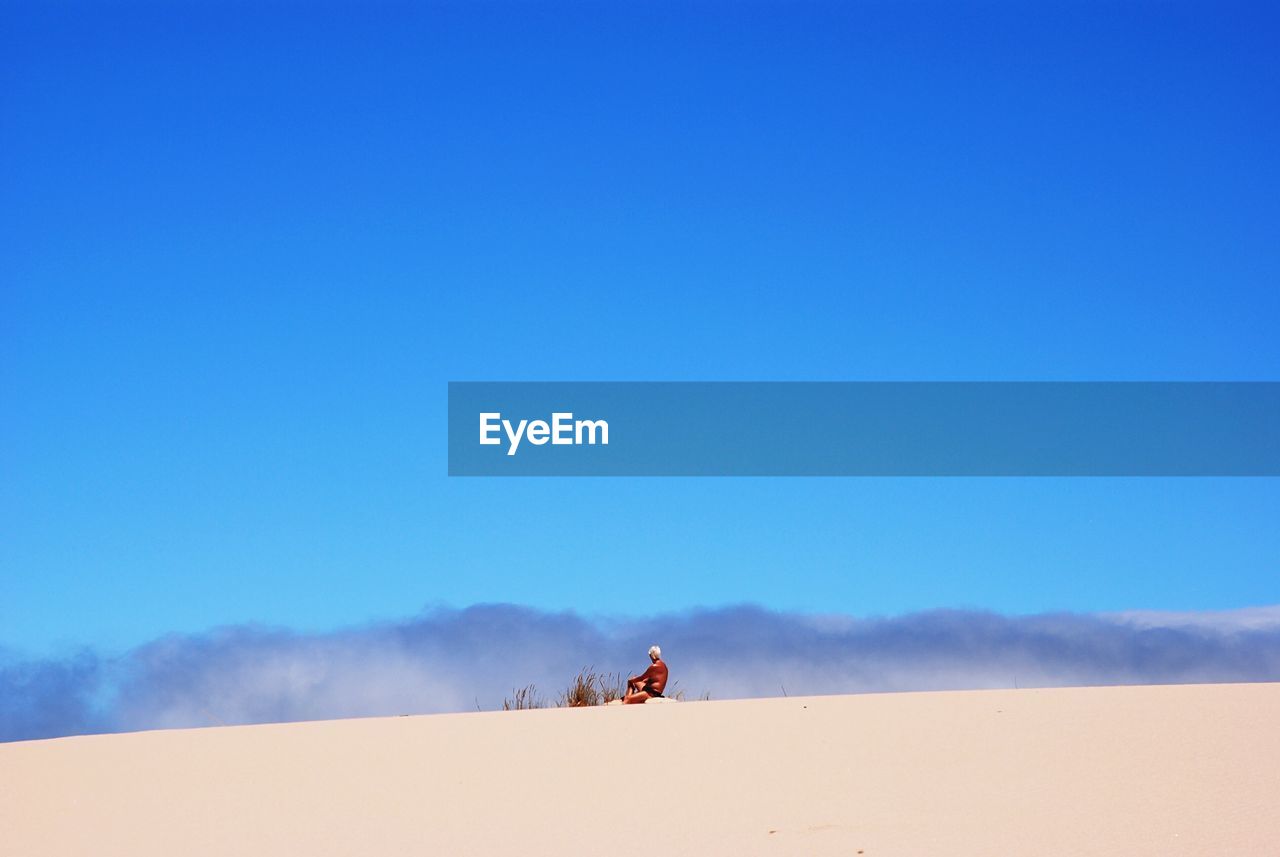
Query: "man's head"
648 645 661 661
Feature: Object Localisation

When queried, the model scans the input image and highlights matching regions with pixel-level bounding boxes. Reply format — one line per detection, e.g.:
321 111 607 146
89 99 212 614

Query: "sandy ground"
2 683 1278 856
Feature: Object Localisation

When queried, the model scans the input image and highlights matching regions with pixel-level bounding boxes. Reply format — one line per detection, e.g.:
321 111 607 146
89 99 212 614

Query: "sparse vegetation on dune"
557 666 627 707
598 671 626 704
501 684 545 711
500 668 708 711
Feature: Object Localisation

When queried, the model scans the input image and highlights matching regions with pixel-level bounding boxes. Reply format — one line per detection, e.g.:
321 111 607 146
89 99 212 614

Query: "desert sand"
3 682 1277 856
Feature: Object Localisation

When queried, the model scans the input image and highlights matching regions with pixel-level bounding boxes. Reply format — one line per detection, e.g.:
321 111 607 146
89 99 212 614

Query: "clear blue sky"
3 1 1278 655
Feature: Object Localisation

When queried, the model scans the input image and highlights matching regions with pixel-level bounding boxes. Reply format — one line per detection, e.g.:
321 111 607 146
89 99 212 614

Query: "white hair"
648 645 661 659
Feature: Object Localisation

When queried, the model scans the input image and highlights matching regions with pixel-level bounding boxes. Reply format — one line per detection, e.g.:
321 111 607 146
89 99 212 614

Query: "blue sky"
3 1 1278 656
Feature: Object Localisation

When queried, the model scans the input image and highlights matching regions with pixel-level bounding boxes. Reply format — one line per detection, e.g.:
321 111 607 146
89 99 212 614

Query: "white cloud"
1109 604 1280 632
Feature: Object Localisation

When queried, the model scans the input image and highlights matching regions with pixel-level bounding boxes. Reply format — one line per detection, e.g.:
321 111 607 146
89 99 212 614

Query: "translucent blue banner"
447 382 1280 476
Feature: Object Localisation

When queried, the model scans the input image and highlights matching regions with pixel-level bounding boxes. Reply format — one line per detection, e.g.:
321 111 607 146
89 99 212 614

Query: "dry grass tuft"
557 666 626 707
559 666 599 707
598 672 626 704
502 684 545 710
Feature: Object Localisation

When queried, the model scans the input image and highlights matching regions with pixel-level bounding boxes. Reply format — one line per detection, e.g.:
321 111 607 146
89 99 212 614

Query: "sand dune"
3 683 1277 856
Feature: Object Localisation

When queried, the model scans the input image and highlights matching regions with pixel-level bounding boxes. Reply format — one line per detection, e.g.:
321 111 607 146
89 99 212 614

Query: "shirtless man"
622 645 668 704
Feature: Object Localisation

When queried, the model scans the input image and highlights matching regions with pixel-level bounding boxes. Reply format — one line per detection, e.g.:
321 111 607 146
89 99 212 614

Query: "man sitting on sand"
623 645 668 704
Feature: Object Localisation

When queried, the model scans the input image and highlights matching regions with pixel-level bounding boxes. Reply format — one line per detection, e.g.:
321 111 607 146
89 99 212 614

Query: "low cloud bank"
4 604 1280 743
